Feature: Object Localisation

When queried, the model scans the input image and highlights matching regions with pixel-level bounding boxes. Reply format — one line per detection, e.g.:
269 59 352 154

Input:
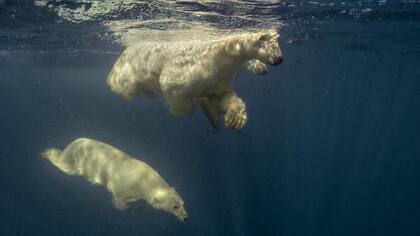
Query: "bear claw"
224 107 247 131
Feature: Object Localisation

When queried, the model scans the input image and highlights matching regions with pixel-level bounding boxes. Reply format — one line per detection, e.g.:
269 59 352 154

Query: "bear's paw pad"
224 106 247 131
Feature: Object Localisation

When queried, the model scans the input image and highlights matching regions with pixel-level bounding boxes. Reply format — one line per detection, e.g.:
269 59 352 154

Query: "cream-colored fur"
41 138 188 222
107 29 282 130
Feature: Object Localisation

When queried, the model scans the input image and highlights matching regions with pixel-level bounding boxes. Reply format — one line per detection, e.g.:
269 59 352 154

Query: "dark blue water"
1 1 420 235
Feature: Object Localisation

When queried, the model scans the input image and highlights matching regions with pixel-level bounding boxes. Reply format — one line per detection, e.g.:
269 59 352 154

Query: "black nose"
183 217 189 222
273 56 283 65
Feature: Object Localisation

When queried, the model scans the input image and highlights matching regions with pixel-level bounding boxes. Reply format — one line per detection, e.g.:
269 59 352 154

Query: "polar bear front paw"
246 60 268 76
224 106 247 131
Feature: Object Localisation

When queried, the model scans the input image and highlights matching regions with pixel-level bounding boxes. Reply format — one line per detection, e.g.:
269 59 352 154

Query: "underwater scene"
1 0 420 235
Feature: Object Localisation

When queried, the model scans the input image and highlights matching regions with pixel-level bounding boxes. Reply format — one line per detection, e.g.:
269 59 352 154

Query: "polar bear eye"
173 206 180 209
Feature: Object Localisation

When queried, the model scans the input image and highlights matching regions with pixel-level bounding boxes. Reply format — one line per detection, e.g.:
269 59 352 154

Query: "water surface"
1 1 419 235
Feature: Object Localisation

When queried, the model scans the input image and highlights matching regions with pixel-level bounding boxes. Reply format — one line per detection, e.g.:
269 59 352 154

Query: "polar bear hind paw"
224 106 247 131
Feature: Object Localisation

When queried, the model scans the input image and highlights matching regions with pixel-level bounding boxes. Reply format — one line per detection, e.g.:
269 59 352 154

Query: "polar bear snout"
272 55 283 65
178 209 188 222
174 205 189 222
266 44 283 66
256 35 283 66
264 51 283 66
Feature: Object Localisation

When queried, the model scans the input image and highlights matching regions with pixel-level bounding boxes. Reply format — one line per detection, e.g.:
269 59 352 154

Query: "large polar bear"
41 138 188 222
107 29 282 130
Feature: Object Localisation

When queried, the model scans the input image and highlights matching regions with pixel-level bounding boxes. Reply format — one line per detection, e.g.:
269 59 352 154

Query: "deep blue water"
1 0 420 235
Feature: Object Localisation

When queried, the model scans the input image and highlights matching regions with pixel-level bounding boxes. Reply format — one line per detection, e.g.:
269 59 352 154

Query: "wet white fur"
41 138 188 221
107 29 281 130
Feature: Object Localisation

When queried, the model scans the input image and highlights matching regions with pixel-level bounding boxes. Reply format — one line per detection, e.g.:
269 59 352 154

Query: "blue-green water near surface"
0 0 419 235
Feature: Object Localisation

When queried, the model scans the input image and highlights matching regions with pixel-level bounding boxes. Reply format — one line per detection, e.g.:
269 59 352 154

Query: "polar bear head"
151 188 188 222
225 30 282 65
252 30 283 65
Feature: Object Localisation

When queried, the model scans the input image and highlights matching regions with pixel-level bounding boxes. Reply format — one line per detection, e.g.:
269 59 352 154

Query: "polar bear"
41 138 188 222
107 29 282 130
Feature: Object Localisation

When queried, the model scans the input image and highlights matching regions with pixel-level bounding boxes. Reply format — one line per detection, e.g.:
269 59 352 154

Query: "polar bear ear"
258 31 279 42
258 33 271 42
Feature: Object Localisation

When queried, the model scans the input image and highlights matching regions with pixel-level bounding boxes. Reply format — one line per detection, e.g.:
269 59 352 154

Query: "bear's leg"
112 196 128 210
160 65 197 116
245 59 268 76
197 97 220 129
217 92 248 131
165 93 196 116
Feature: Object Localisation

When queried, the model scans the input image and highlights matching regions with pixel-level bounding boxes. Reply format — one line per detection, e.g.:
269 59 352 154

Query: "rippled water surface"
1 1 419 235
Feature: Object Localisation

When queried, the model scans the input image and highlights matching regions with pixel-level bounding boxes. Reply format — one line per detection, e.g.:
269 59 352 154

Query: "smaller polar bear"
107 29 282 131
41 138 188 222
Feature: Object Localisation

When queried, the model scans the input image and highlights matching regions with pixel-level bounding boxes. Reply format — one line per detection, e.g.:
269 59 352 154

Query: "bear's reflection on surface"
42 138 188 222
107 29 283 131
